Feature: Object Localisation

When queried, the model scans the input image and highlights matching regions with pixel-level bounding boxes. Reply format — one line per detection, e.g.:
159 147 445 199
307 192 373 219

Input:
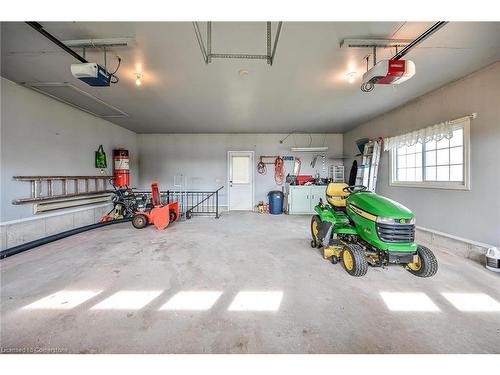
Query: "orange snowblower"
131 182 179 230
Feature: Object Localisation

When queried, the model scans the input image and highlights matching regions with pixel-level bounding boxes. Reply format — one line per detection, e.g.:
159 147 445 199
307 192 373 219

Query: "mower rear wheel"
406 245 438 278
341 244 368 277
132 214 148 229
310 215 322 248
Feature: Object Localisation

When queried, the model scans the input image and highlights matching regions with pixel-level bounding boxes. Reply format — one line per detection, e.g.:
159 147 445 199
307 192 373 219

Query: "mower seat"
326 183 350 208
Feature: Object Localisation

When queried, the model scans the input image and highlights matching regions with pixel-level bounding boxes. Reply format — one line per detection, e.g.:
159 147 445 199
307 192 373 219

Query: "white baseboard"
416 225 495 249
416 226 492 264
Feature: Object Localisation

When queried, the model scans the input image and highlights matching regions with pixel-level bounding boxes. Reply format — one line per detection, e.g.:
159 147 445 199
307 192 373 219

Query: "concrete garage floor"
1 212 499 354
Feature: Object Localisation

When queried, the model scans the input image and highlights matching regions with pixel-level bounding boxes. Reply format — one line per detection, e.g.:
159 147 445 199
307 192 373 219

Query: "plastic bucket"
486 247 500 273
268 191 284 215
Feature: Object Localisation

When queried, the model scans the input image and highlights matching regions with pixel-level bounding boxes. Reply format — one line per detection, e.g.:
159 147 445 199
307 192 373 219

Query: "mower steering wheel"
343 185 368 194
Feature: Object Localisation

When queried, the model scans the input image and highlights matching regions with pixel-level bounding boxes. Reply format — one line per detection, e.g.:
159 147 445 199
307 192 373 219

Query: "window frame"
389 119 470 190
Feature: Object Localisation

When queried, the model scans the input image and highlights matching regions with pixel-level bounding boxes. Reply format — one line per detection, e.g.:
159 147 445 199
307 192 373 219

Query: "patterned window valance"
383 114 475 151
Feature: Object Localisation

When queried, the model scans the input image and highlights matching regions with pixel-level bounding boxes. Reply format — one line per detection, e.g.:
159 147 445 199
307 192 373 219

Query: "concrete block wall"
0 204 112 250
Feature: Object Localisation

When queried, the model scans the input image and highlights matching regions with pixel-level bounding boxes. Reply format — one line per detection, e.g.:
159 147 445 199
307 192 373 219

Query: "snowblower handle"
151 181 161 206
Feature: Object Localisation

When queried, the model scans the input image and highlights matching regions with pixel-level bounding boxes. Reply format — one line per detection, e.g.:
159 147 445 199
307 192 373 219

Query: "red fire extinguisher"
113 148 130 187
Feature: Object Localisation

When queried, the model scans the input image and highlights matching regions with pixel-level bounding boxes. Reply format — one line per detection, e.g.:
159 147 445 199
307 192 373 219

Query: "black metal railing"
136 186 223 219
166 187 223 219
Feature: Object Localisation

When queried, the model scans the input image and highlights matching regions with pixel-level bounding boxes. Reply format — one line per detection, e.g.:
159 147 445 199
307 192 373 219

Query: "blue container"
268 191 284 215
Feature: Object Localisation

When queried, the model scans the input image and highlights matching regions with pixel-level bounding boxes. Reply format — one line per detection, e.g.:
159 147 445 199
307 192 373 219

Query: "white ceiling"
1 21 499 133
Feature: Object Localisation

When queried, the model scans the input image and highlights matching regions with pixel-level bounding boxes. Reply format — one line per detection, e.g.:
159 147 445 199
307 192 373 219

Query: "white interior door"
228 151 254 211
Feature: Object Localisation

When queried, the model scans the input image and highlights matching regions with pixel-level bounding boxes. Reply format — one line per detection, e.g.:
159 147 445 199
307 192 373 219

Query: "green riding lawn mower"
310 183 438 277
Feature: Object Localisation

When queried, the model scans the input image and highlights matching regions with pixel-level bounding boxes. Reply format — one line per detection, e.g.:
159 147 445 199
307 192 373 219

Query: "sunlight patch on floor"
380 292 440 312
22 290 102 310
160 291 223 311
90 290 162 310
228 291 283 311
442 292 500 312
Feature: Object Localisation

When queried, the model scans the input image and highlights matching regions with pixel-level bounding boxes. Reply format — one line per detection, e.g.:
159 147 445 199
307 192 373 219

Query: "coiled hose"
257 160 267 175
274 157 285 185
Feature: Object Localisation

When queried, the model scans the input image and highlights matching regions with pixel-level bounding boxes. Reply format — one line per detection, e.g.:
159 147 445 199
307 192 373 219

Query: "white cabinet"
310 186 327 207
288 187 311 213
287 185 327 214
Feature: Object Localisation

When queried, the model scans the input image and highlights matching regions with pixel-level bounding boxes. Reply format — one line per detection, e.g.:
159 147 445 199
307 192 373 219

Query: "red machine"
114 148 130 187
132 182 179 230
296 175 313 185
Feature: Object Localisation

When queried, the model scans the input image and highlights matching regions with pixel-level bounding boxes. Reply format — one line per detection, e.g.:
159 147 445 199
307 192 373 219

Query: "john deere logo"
399 219 406 224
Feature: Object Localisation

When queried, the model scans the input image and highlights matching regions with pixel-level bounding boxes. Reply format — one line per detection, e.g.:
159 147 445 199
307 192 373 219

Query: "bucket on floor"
268 191 284 215
486 247 500 273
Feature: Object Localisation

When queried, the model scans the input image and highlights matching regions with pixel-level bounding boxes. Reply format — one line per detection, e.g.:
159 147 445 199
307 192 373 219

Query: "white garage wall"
137 133 343 207
343 62 500 247
0 78 138 248
4 63 497 252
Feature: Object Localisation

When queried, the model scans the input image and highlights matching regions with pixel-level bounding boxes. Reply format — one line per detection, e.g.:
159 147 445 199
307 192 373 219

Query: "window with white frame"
389 118 470 189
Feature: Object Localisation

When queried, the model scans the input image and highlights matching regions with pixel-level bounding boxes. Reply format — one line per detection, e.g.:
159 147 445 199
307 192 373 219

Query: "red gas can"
113 148 130 187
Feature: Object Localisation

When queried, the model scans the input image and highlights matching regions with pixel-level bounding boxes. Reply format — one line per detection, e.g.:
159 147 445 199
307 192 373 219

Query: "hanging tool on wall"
274 156 285 185
95 145 108 169
311 154 325 168
311 155 319 168
257 157 267 175
293 157 301 175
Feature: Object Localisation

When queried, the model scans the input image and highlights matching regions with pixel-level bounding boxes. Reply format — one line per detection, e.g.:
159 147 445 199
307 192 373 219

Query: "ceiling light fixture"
291 147 329 152
346 71 357 84
135 73 142 86
238 69 249 76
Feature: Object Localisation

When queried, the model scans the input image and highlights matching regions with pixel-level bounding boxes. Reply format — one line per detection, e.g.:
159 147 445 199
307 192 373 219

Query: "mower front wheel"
341 244 368 277
310 215 322 248
132 214 149 229
406 245 438 278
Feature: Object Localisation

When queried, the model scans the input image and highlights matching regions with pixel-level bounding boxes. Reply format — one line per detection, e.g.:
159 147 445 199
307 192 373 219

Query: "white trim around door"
227 151 255 211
